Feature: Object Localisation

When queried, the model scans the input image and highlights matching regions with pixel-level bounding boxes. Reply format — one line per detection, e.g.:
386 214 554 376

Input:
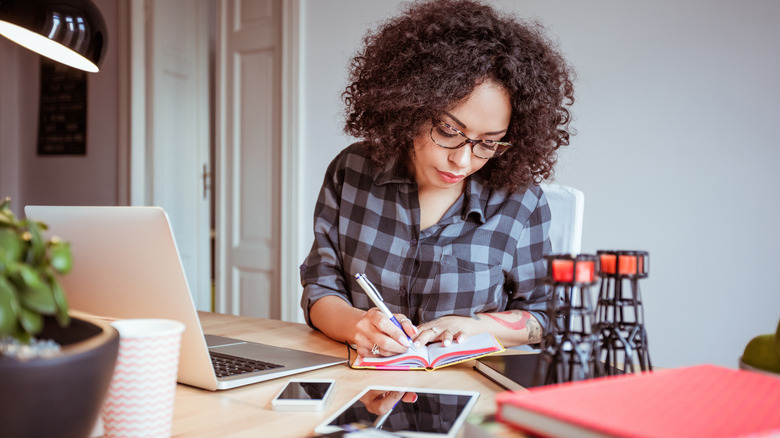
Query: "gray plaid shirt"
300 142 552 330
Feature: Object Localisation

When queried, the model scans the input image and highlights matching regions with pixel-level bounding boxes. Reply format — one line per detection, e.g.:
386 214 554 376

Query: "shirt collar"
374 159 412 185
373 160 489 224
463 177 487 223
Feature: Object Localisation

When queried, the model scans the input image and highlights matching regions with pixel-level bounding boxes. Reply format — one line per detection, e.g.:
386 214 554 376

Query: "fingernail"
414 341 421 349
457 335 466 344
443 339 451 346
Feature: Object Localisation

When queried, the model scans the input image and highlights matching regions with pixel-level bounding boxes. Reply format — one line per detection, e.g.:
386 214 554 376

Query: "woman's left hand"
412 315 471 349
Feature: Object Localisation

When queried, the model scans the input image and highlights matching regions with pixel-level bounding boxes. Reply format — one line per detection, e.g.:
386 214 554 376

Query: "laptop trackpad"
205 334 248 348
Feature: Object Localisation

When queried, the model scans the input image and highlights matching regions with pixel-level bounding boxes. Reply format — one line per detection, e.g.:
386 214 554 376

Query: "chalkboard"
37 58 88 155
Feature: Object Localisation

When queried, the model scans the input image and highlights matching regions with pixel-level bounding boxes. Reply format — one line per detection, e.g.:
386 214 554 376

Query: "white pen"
355 273 415 350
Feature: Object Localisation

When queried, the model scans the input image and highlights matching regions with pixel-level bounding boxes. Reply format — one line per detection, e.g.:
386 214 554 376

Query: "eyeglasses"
429 120 512 159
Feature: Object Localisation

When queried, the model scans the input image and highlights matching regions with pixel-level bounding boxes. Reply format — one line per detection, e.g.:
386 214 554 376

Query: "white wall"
300 0 780 369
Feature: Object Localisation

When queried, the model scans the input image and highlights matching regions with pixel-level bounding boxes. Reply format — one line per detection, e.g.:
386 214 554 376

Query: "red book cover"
495 364 780 438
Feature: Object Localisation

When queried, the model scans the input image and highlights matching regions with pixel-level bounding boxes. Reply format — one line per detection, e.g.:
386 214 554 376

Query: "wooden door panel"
217 0 281 319
148 0 211 311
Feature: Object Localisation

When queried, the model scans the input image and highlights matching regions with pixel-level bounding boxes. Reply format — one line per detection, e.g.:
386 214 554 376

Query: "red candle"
551 259 595 283
600 254 616 274
618 255 637 275
600 253 645 275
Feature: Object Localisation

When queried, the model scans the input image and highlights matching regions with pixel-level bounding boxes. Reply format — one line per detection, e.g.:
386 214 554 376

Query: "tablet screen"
315 386 479 437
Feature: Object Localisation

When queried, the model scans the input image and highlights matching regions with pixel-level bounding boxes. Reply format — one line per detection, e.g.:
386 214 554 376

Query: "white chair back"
540 183 584 255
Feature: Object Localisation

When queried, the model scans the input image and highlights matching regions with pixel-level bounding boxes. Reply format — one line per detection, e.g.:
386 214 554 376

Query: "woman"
300 0 575 360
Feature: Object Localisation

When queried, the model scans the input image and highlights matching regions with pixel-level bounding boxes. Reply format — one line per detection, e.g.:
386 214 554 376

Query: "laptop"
24 205 344 391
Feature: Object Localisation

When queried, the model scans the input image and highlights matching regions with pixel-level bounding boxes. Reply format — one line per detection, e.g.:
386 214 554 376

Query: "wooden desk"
171 312 510 437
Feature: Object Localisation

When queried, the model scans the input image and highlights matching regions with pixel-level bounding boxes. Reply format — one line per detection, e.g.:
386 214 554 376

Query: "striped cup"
101 319 185 438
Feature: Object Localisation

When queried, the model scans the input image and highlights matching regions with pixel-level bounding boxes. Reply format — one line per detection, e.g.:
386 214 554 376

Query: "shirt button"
410 239 418 246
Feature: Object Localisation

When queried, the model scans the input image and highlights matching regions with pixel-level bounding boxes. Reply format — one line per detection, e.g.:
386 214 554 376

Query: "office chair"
511 183 585 352
540 183 585 255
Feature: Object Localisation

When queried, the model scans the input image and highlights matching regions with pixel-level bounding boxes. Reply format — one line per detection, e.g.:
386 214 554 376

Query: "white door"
145 0 211 311
215 0 283 318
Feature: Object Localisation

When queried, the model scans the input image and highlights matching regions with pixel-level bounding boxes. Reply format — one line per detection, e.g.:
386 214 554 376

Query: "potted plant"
740 317 780 377
0 197 120 438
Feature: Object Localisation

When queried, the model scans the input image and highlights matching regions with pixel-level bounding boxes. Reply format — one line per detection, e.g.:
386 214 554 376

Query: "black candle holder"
595 250 652 375
535 254 601 385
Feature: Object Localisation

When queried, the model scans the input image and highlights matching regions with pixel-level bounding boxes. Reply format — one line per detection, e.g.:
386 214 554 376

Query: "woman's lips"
438 170 465 184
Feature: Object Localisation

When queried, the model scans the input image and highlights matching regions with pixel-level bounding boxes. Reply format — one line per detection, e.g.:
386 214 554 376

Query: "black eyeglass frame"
429 120 512 159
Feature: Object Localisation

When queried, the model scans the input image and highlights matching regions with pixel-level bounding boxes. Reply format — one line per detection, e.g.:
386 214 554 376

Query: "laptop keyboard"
210 351 284 378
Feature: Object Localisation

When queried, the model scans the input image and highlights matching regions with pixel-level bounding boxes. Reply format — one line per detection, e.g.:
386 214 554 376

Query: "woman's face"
410 81 512 193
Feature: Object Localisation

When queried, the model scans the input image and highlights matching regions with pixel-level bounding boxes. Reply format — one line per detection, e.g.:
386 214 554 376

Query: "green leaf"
15 263 43 288
12 327 31 344
32 220 49 231
0 228 23 264
51 277 70 327
18 280 56 314
18 305 43 337
25 220 46 265
0 213 14 228
0 198 16 226
0 277 20 336
50 242 73 274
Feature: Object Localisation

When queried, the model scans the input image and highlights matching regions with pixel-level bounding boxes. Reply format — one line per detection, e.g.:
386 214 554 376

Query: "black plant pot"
0 316 120 438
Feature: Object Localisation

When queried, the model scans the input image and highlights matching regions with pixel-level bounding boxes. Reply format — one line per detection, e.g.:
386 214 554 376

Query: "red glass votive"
598 251 647 276
549 256 596 284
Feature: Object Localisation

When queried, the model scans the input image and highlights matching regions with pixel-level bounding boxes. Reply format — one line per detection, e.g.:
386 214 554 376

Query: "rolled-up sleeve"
299 152 352 327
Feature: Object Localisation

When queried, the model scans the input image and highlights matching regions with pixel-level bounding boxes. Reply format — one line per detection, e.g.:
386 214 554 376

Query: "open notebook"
351 332 504 370
24 205 343 391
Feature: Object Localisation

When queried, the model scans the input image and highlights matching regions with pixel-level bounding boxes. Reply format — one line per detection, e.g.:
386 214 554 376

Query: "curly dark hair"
342 0 575 192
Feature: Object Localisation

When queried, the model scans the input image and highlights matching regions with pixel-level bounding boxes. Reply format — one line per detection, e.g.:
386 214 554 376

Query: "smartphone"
271 378 336 411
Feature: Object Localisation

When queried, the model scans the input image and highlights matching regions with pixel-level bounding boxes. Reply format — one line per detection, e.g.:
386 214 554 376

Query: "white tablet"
314 386 480 437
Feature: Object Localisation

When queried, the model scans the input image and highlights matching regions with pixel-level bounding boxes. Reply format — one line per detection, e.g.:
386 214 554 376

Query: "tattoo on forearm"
483 311 527 330
527 318 542 344
484 311 543 343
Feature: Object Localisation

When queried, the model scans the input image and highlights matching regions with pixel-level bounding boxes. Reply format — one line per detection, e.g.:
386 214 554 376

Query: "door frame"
279 0 301 322
120 0 302 321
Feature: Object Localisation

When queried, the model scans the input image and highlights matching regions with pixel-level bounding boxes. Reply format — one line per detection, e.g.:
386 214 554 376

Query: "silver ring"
430 327 438 334
371 344 380 355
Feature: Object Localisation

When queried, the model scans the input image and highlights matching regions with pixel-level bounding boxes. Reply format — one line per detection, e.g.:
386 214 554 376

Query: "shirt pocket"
422 254 504 320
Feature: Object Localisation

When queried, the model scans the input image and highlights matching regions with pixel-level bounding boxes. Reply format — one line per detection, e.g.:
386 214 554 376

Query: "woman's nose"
449 142 474 167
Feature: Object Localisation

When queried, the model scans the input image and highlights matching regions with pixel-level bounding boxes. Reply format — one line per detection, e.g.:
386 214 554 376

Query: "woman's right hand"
360 390 418 415
353 307 417 357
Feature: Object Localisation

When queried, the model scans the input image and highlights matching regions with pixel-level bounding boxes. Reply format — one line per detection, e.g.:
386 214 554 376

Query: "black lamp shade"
0 0 107 72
